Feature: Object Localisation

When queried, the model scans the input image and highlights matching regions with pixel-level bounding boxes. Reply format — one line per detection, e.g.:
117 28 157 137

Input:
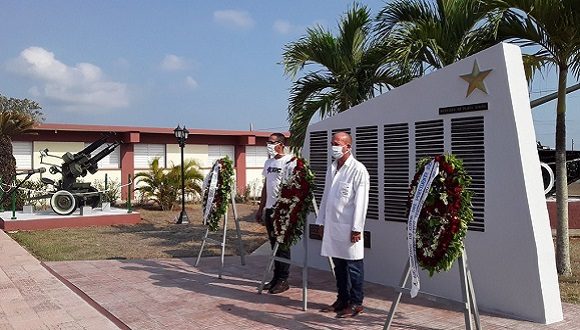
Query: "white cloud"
161 54 189 71
185 76 198 89
273 20 292 34
213 9 254 29
6 46 129 111
273 19 308 35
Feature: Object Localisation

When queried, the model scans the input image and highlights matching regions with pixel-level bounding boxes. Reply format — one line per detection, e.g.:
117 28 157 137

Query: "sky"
0 1 578 148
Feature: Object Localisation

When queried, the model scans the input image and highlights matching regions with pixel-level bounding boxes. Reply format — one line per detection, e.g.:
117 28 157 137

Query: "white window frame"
12 141 33 169
207 145 235 167
134 144 166 169
245 146 268 168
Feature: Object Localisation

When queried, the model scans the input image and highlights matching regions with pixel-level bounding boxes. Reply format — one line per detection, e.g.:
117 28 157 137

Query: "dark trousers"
332 257 364 306
265 208 290 281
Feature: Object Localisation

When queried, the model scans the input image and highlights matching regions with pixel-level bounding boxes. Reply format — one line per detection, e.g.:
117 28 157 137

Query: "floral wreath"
202 157 234 231
272 157 315 250
408 154 473 276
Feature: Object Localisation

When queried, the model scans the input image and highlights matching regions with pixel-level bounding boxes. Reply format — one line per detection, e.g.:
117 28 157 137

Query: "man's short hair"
270 133 286 145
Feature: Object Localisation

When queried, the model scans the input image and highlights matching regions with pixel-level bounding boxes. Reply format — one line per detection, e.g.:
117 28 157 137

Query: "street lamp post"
174 125 190 224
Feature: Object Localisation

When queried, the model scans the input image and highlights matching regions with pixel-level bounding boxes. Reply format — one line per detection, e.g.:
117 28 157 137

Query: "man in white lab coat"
316 131 369 318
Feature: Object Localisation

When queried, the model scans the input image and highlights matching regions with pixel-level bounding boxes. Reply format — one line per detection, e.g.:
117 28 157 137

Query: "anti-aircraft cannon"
538 141 580 196
39 133 121 215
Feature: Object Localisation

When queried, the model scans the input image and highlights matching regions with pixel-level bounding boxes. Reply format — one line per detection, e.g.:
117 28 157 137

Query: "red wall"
546 200 580 229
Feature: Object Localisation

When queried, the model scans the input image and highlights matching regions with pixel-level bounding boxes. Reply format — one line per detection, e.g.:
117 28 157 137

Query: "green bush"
234 184 251 203
134 158 203 211
93 178 121 205
0 178 49 210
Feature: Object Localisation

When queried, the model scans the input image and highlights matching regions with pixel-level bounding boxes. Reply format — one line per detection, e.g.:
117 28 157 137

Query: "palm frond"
282 26 339 77
288 92 338 151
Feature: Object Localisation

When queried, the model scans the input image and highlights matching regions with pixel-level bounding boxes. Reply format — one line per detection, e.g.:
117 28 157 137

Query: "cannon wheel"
50 190 77 215
541 162 555 196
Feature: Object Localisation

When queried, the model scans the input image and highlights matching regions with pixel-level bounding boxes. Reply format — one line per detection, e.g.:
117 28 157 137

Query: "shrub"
93 178 121 205
134 158 203 211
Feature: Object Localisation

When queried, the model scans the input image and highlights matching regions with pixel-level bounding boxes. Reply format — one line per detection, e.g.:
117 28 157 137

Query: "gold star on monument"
460 60 492 97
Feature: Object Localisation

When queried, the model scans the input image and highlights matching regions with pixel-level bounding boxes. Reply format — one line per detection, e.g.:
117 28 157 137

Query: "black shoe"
336 304 364 318
262 279 277 291
320 300 348 313
269 279 289 294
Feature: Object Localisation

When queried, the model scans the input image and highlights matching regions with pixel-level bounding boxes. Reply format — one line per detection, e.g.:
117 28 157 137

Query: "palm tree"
282 3 406 149
135 158 204 211
491 0 580 276
374 0 501 74
0 95 43 208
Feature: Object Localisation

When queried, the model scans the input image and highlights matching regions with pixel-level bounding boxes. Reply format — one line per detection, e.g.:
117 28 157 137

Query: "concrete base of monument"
0 207 140 231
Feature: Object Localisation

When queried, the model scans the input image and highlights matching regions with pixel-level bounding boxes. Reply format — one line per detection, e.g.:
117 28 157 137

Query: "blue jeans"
332 257 364 306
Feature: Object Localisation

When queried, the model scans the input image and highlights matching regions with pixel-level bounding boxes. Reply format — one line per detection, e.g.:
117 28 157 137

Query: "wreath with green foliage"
272 157 314 250
408 154 473 276
202 157 234 231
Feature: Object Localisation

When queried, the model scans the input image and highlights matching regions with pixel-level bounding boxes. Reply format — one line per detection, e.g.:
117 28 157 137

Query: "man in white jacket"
316 131 369 318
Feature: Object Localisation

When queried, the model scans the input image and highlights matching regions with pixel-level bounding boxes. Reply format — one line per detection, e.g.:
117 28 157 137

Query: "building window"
134 144 166 169
84 142 120 169
208 145 235 166
12 141 33 169
246 146 268 168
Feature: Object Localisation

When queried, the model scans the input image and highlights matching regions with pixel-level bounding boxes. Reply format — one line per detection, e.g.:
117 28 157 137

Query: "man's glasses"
266 141 281 145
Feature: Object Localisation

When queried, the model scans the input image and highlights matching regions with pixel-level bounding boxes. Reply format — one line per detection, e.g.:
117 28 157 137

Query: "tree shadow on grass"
101 205 267 258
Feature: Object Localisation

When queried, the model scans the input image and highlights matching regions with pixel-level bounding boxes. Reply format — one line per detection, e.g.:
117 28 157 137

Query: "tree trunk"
0 134 16 209
555 66 572 276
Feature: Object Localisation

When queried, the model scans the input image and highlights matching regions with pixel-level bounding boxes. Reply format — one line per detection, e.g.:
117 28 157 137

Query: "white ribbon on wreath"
202 160 221 224
407 160 439 298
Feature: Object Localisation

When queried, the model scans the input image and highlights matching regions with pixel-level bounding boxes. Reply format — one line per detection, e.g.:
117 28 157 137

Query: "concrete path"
1 230 580 329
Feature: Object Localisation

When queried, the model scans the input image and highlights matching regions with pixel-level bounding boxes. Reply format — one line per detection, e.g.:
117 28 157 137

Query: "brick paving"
45 255 580 330
1 228 580 329
0 230 118 329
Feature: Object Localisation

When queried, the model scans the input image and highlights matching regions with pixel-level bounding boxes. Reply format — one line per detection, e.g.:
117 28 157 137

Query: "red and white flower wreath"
272 157 314 250
408 154 474 276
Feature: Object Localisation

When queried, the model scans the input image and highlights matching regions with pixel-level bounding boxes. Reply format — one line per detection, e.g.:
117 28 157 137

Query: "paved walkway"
0 230 118 329
1 231 580 329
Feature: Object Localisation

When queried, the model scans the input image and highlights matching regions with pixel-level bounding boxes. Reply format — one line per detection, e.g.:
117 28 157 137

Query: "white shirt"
316 155 370 260
262 154 294 209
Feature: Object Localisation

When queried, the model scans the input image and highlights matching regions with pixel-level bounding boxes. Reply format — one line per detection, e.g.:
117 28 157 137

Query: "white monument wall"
294 43 563 324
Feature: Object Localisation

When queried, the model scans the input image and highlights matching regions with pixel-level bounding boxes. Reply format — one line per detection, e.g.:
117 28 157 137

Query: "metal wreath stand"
195 187 246 279
384 249 480 330
257 196 335 312
385 157 480 329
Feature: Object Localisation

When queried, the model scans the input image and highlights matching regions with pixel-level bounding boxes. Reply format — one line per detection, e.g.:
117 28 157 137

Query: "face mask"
267 144 277 157
331 145 344 159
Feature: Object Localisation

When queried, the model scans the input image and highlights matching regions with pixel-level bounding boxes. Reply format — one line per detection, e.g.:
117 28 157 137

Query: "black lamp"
174 125 190 224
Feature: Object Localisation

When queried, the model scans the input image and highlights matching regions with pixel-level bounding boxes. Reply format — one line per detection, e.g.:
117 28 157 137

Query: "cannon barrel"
87 141 121 174
58 133 120 189
73 135 110 161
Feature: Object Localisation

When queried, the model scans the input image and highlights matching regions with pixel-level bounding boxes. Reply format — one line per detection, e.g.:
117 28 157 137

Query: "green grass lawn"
8 204 267 261
559 237 580 304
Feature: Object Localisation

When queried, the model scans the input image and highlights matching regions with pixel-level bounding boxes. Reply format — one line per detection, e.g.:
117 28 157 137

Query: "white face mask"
331 145 345 159
267 144 278 157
